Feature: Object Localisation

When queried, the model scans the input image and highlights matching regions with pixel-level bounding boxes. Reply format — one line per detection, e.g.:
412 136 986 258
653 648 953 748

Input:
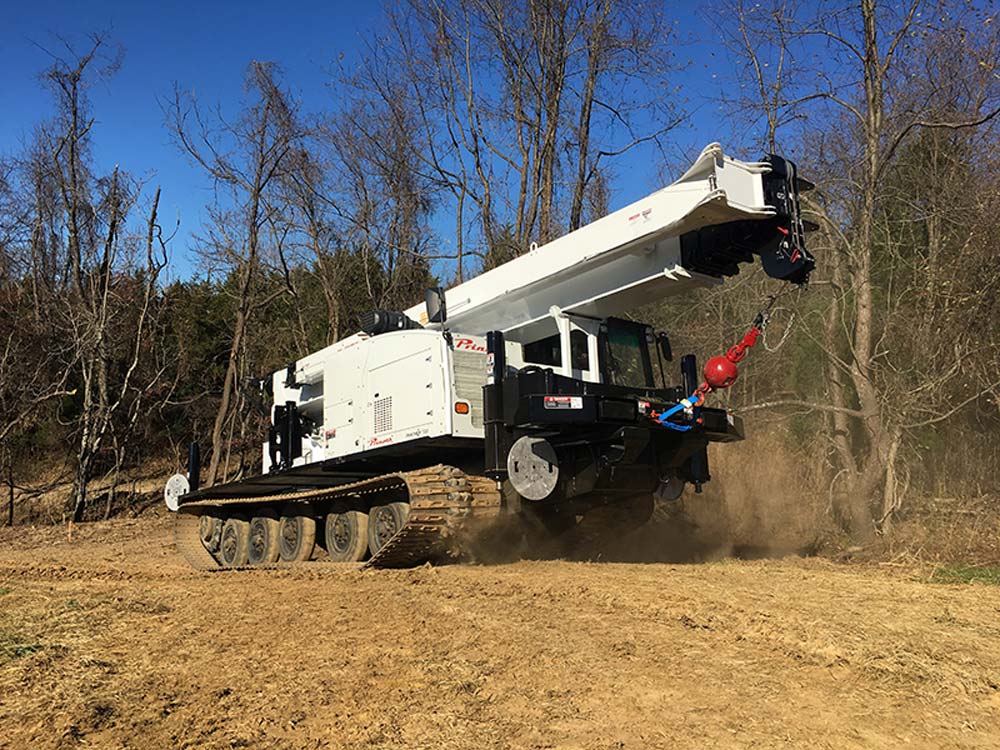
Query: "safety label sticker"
544 396 583 410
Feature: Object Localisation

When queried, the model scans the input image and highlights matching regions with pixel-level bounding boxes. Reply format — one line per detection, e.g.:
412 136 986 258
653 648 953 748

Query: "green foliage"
931 565 1000 586
0 626 43 661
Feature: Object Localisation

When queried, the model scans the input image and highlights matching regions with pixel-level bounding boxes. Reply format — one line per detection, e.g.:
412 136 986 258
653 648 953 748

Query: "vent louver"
374 396 393 433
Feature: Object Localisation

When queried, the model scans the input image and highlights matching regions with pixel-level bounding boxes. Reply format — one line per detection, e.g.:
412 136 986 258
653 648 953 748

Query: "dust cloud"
469 433 830 565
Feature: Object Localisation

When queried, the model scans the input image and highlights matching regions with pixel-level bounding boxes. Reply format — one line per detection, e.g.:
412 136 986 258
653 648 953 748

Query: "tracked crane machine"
165 143 815 569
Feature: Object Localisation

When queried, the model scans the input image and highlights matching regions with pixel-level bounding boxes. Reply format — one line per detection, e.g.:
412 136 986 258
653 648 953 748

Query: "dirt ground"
2 516 1000 750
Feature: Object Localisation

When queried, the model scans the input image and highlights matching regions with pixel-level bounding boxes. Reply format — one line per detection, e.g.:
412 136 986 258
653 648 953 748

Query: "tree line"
1 0 998 542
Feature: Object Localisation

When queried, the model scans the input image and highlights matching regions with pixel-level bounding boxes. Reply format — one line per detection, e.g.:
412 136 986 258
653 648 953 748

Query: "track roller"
219 515 250 567
325 505 369 563
279 505 316 562
199 514 223 553
248 510 281 565
368 502 410 556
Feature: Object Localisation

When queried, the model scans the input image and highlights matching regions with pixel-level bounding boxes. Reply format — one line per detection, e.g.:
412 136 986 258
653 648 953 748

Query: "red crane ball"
703 356 739 390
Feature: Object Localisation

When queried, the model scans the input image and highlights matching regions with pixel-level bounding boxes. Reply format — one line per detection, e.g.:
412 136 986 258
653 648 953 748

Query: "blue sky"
1 1 740 280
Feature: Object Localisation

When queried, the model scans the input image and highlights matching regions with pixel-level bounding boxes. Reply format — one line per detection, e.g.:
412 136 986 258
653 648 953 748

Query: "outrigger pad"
678 154 816 285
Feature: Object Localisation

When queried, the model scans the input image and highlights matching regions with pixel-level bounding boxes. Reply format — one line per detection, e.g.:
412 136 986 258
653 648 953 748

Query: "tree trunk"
838 0 888 538
207 302 248 487
73 459 89 523
7 462 13 527
570 2 607 231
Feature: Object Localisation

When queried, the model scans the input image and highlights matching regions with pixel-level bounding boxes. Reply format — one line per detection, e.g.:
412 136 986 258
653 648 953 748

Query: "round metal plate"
654 474 686 502
507 436 559 501
164 473 189 512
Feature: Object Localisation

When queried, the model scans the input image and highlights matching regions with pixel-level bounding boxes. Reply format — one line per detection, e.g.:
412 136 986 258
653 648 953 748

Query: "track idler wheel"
279 505 316 562
325 506 369 563
248 510 281 565
219 516 250 567
367 501 410 556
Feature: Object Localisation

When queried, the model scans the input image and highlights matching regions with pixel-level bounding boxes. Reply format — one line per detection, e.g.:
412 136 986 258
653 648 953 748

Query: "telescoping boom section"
404 142 814 341
165 143 815 570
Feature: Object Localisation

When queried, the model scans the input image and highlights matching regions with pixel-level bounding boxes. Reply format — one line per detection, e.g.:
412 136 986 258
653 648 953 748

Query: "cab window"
523 330 590 370
523 333 560 366
600 319 653 387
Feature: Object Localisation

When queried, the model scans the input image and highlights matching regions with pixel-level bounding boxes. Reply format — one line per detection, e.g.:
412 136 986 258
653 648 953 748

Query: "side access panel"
360 331 451 451
321 338 366 459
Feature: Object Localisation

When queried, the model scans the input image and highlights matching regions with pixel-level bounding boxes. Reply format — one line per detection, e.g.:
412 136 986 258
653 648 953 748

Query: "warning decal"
543 396 583 410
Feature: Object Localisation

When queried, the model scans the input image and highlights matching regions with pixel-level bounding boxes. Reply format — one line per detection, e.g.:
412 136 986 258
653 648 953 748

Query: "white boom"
405 143 775 342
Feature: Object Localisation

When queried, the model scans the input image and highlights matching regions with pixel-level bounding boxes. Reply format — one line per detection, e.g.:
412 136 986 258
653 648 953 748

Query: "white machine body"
263 144 782 471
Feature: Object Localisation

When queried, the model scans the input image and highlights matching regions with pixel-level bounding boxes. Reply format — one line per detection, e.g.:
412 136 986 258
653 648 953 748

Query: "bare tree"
280 145 343 343
11 36 172 521
323 97 434 310
711 0 1000 537
167 62 301 486
340 0 679 278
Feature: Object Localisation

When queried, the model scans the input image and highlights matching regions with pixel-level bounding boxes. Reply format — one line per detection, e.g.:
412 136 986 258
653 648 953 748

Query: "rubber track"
173 465 501 570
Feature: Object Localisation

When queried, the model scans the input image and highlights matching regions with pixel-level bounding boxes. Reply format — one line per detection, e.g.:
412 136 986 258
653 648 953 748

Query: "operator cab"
518 315 668 392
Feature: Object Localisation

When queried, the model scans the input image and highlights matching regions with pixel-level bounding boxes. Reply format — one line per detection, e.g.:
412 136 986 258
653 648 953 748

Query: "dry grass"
7 458 173 526
879 494 1000 565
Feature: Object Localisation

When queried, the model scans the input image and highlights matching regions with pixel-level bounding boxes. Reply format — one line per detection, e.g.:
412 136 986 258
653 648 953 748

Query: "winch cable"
651 288 792 431
762 307 795 353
